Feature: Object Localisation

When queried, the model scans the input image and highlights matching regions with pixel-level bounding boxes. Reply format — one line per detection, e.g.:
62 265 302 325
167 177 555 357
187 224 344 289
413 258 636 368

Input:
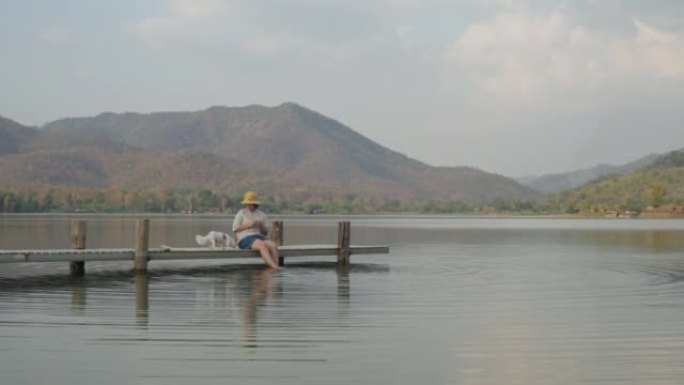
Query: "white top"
232 208 269 242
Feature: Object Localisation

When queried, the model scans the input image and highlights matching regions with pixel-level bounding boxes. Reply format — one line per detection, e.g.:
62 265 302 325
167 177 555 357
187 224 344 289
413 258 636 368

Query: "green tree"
197 189 218 211
649 182 668 208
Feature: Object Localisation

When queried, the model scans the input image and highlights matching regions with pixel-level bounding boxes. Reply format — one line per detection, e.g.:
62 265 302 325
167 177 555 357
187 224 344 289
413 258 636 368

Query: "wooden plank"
0 245 388 264
0 249 134 263
149 245 389 260
149 249 265 261
151 245 329 260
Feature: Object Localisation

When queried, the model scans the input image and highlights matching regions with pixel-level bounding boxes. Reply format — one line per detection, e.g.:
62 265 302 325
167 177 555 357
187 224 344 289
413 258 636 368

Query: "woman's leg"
264 240 280 266
251 239 279 269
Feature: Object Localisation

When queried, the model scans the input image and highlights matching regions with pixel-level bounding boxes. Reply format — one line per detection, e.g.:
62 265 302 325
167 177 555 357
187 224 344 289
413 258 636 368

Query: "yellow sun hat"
241 191 261 205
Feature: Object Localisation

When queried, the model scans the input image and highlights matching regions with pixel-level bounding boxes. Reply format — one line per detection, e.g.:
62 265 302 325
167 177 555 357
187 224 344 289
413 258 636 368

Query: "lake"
2 214 684 384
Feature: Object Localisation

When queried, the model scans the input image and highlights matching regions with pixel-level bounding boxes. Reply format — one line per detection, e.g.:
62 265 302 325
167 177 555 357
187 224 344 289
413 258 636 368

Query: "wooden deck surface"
0 245 390 264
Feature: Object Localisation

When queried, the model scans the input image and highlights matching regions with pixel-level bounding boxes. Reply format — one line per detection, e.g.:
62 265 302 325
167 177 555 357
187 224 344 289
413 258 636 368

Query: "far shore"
1 212 684 219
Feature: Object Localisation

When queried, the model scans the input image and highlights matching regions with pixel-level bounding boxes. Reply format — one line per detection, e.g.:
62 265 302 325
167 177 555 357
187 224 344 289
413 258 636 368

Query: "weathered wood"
272 221 284 245
0 217 389 274
69 220 86 276
337 221 351 266
0 249 134 263
272 220 284 266
149 245 387 260
134 218 150 272
0 245 389 263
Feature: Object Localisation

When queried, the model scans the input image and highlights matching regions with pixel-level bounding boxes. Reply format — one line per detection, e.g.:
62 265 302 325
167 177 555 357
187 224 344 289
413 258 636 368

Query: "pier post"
337 221 351 266
70 220 86 276
272 220 284 267
134 218 150 273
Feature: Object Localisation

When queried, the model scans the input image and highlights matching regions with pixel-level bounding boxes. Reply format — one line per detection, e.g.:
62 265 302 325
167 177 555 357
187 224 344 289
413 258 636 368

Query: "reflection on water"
336 265 350 303
135 273 149 327
2 215 684 384
0 261 368 384
240 269 278 348
70 282 87 311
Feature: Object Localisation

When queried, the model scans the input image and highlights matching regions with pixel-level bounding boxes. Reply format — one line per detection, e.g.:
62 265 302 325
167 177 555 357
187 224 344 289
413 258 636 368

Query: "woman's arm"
234 222 256 233
232 211 253 234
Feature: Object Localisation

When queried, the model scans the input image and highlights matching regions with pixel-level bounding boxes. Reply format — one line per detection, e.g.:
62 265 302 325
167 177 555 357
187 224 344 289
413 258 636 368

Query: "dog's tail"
195 234 211 247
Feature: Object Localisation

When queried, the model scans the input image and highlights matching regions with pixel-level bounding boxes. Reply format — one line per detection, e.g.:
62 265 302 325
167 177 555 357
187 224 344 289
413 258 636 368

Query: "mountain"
548 149 684 213
647 149 684 169
518 153 660 194
1 103 539 205
0 116 38 154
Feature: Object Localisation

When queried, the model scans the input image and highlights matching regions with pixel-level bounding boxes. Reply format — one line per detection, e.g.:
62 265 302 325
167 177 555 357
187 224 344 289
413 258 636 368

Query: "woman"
232 191 280 269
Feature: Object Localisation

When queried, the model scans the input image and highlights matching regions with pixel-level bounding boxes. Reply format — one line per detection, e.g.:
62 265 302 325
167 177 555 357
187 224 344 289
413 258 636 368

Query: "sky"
1 0 683 177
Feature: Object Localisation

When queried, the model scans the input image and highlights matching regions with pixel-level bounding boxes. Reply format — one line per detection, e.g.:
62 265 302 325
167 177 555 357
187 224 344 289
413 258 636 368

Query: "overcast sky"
2 0 683 177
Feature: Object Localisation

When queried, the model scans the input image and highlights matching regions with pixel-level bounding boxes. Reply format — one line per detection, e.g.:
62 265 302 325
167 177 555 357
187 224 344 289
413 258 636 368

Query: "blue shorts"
238 234 267 249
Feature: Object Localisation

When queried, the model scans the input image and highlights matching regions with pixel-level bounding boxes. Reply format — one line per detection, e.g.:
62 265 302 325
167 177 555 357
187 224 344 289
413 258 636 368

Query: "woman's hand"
255 220 267 234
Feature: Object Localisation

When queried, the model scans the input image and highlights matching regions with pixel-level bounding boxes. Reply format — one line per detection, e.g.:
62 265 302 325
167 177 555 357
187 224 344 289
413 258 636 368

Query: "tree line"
3 182 682 216
548 169 684 214
0 185 545 215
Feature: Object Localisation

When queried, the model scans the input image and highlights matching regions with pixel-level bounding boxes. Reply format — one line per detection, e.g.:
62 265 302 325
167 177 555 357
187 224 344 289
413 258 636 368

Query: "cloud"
37 27 70 44
171 0 231 18
445 9 684 104
127 0 233 47
381 0 441 10
130 16 184 45
127 0 395 57
396 25 415 47
242 33 284 55
632 19 684 77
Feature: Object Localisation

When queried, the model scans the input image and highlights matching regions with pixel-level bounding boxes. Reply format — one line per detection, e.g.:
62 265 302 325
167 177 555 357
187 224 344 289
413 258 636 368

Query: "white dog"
195 231 237 249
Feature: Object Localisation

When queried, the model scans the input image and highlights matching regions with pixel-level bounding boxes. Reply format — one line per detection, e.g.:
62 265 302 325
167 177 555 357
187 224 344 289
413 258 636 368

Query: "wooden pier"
0 219 389 275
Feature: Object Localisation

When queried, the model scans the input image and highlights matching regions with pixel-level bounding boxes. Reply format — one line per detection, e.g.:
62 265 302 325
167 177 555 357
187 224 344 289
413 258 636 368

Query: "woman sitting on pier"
232 191 280 269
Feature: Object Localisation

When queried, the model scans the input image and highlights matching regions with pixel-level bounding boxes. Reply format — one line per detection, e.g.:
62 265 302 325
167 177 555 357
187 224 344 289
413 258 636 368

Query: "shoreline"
1 212 683 219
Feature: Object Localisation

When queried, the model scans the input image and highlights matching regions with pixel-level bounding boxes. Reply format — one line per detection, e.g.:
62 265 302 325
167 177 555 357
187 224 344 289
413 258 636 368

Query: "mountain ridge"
0 116 38 155
518 153 661 194
545 149 684 214
2 103 539 206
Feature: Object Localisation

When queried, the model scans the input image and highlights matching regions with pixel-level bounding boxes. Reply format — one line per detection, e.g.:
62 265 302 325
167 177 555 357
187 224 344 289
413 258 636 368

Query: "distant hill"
647 150 684 170
518 153 660 194
548 150 684 213
1 103 539 206
0 117 38 154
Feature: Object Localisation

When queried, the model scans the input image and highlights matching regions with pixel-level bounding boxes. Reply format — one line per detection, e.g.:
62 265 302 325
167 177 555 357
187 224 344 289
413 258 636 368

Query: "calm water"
2 215 684 384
